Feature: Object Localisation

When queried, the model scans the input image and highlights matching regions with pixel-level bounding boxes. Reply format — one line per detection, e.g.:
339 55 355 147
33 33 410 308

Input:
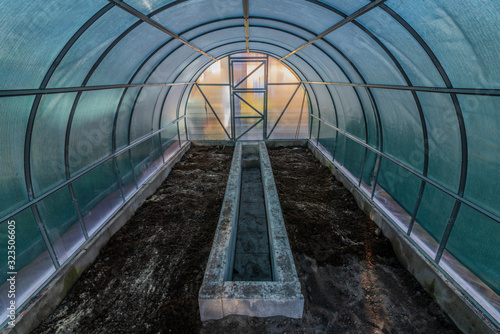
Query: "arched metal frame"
0 0 497 325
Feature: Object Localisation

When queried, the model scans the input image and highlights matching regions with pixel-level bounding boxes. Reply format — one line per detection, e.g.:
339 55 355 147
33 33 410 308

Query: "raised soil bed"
33 145 460 334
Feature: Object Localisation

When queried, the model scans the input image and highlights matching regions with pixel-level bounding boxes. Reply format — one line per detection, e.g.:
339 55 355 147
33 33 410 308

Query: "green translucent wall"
0 0 498 327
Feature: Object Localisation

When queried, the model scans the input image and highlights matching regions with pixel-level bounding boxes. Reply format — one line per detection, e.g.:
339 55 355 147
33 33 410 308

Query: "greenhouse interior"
0 0 499 333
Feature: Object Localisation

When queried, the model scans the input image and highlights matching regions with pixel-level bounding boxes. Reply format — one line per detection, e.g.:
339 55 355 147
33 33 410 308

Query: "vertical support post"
371 155 382 200
264 55 269 140
31 205 60 269
113 157 126 202
229 56 235 141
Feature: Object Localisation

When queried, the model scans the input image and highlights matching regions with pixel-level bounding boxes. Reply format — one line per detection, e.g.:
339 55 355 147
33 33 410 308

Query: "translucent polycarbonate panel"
388 0 500 88
197 58 229 84
87 23 170 86
371 89 424 171
232 61 266 90
235 119 264 141
306 84 337 125
232 53 268 58
125 0 176 15
358 8 446 87
147 46 199 84
361 150 378 186
152 0 242 33
250 0 343 35
0 209 55 322
131 39 184 84
115 151 136 200
337 135 366 179
412 184 455 254
131 137 164 186
250 18 315 46
187 85 231 140
303 83 320 117
310 117 320 142
129 87 164 142
178 85 192 118
377 157 421 222
353 87 379 148
318 122 337 157
323 0 369 15
72 160 122 236
327 85 366 140
248 40 321 81
179 121 188 145
151 86 171 129
235 92 264 117
68 89 124 176
189 27 246 52
115 87 141 150
161 85 188 127
0 1 105 89
460 95 500 217
326 24 407 86
268 57 300 83
314 39 370 83
416 92 461 192
0 96 33 218
36 187 85 264
47 7 138 88
267 85 309 140
31 93 77 197
160 125 180 161
446 205 500 295
249 27 308 57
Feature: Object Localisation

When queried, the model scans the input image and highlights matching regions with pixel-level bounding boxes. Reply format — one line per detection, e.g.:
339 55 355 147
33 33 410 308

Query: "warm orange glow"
187 52 309 141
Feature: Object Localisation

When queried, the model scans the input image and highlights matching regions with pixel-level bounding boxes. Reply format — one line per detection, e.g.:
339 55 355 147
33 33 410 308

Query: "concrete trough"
199 142 304 321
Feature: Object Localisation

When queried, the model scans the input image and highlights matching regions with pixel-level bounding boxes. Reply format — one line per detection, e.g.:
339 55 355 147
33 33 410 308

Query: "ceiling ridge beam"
243 0 250 52
108 0 217 60
280 0 387 60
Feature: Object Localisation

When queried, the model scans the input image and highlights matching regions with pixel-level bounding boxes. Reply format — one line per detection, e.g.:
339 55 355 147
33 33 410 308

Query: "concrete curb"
199 142 304 320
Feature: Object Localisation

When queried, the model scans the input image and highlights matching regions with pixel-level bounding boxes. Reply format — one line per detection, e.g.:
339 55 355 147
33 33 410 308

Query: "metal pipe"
280 0 387 60
107 0 217 61
0 117 185 224
301 81 500 96
311 114 499 225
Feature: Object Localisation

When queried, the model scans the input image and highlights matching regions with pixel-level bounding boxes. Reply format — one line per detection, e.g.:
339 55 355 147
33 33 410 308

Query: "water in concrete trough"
232 148 273 281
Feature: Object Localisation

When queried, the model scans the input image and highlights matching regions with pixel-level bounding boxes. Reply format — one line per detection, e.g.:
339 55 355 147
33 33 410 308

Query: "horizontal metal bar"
0 82 195 98
234 62 264 89
0 116 186 223
234 92 263 116
232 88 266 92
268 82 301 86
107 0 217 61
230 57 268 60
280 0 387 60
197 83 231 86
302 81 500 96
235 116 262 119
311 114 500 224
236 118 263 140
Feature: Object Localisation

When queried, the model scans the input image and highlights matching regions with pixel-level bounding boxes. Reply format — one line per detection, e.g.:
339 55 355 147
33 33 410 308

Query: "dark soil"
33 145 460 334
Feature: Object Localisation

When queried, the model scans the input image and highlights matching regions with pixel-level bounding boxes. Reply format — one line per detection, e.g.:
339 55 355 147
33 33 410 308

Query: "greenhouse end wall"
0 0 499 332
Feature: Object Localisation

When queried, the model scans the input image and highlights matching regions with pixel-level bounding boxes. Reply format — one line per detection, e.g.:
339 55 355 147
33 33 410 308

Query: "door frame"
229 54 269 141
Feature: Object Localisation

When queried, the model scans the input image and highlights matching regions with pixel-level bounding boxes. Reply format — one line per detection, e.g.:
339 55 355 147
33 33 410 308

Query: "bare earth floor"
33 145 460 334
